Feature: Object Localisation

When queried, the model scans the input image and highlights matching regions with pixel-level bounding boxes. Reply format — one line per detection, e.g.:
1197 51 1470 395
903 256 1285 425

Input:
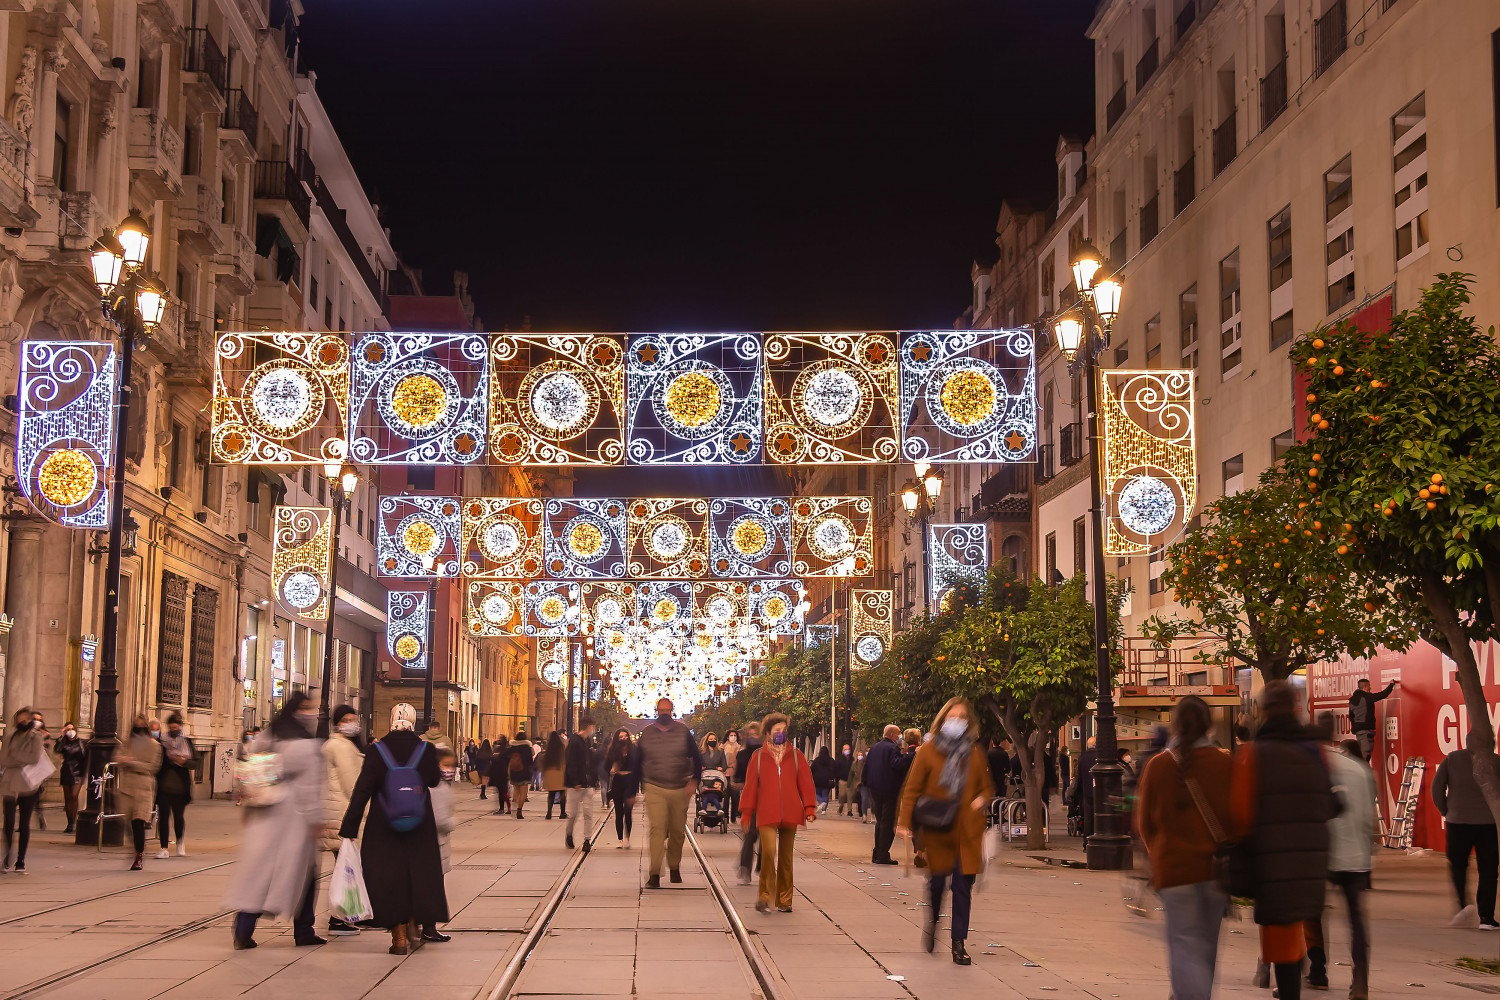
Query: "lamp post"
316 461 358 738
420 552 438 733
1051 240 1130 872
75 214 167 846
900 464 944 613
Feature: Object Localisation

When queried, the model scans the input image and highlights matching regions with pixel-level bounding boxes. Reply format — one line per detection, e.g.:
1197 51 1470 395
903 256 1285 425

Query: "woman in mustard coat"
897 697 995 966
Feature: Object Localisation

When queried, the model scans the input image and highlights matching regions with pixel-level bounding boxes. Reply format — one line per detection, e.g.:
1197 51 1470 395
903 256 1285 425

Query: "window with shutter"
157 572 189 704
189 584 218 709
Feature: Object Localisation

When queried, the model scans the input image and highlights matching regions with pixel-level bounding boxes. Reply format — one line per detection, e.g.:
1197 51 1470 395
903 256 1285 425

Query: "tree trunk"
1421 572 1500 827
1025 728 1049 850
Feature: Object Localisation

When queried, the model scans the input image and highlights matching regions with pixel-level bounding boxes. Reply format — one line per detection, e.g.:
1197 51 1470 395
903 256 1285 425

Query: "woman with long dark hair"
473 739 493 800
604 729 635 847
541 731 567 820
225 692 327 949
896 697 994 966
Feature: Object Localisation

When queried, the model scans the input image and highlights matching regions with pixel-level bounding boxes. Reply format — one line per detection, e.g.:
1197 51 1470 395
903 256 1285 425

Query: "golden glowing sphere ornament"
731 518 768 556
402 519 439 557
394 634 421 661
391 373 449 431
37 449 97 507
568 521 605 558
663 370 722 428
939 368 997 428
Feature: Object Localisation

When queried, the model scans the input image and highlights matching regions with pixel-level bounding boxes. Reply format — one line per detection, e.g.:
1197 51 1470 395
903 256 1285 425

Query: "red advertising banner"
1307 639 1500 850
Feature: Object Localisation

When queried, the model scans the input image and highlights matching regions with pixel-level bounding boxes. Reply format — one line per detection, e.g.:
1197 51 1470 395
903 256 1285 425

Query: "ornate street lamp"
900 466 943 612
316 461 358 737
1051 240 1130 872
76 216 167 846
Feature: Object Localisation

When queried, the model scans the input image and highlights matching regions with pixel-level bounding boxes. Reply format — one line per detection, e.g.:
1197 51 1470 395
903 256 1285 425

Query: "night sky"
299 0 1097 332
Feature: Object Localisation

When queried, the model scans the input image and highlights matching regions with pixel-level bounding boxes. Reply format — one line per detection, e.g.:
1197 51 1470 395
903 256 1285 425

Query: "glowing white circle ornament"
248 366 318 434
801 366 862 428
482 519 524 561
810 515 855 558
481 594 514 625
528 368 595 436
1117 474 1178 536
855 634 885 664
647 517 690 560
281 571 323 611
595 598 625 626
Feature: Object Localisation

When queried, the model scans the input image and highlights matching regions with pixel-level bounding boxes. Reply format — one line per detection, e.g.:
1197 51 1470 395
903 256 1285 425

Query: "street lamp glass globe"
1053 313 1085 360
420 552 437 574
116 213 151 269
1092 278 1123 326
922 472 943 500
340 467 359 494
913 460 931 480
900 487 920 515
135 281 166 330
1070 243 1102 293
89 236 124 296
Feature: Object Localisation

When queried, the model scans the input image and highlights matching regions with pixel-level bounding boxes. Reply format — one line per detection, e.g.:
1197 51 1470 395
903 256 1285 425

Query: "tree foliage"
1283 273 1500 817
1144 468 1415 680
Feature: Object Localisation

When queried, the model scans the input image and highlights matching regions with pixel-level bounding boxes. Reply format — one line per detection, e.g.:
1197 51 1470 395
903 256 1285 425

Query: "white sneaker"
738 867 752 885
176 842 187 857
155 849 170 860
1451 904 1479 927
623 838 630 850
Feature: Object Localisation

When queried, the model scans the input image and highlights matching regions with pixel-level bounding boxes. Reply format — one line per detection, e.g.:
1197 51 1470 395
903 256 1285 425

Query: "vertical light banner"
212 331 350 464
627 497 709 579
543 498 627 579
377 495 462 577
804 623 835 649
790 496 873 577
490 334 627 465
536 637 568 689
348 331 488 465
898 329 1037 464
272 506 333 620
461 496 545 579
929 523 989 611
625 333 763 464
849 589 893 667
464 579 526 637
387 590 430 677
707 497 792 579
16 340 116 527
763 332 900 464
1100 370 1197 556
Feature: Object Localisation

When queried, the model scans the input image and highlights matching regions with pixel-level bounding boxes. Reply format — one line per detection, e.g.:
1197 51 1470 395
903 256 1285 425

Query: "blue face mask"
771 732 787 745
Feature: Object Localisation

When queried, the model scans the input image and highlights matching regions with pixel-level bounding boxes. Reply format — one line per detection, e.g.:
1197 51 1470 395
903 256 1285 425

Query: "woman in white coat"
321 704 365 936
224 693 328 950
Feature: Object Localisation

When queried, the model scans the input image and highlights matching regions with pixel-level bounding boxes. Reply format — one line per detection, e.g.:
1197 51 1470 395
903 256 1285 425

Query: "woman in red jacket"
740 712 817 913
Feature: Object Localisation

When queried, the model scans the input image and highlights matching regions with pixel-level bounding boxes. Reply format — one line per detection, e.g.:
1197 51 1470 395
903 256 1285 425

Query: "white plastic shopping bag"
330 838 373 923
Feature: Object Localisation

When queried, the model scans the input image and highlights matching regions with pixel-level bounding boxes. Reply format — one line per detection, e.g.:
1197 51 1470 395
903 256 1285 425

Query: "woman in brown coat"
897 697 995 966
117 714 164 871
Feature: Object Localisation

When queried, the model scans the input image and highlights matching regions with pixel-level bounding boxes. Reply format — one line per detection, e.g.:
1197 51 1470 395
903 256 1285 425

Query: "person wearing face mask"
604 729 635 848
148 719 163 741
740 713 817 913
55 721 87 834
732 721 762 884
225 692 329 949
339 703 449 954
897 698 995 966
321 705 366 936
0 708 48 873
625 697 703 889
116 714 164 872
155 713 195 859
700 733 727 772
721 730 743 822
810 745 837 814
833 743 853 815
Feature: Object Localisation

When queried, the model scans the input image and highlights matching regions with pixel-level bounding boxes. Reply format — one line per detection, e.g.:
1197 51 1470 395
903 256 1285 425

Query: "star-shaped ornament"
1005 431 1028 452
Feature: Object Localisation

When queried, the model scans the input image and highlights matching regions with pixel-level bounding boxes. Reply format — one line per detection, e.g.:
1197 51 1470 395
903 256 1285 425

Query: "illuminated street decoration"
16 341 116 527
707 497 792 579
627 497 709 579
386 590 430 675
464 579 526 637
748 579 803 635
850 589 894 666
491 334 627 465
636 581 698 630
899 329 1036 464
524 580 583 636
929 523 988 611
377 495 462 577
804 623 834 649
1100 370 1197 556
349 332 488 464
272 506 333 620
536 637 568 688
791 496 873 577
461 496 544 579
763 332 900 464
213 331 349 464
625 333 763 464
544 498 627 579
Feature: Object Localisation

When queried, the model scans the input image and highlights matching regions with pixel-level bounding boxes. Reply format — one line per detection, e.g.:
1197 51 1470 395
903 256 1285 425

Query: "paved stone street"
0 794 1495 998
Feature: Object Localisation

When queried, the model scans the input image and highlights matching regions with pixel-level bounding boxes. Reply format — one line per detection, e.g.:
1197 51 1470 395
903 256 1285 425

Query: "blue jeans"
815 788 830 807
1158 880 1227 1000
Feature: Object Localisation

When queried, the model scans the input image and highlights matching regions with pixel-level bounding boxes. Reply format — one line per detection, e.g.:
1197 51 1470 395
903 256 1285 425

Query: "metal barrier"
996 797 1048 847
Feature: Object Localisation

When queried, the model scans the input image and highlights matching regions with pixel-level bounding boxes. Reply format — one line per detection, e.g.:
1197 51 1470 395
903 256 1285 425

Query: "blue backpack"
374 740 429 833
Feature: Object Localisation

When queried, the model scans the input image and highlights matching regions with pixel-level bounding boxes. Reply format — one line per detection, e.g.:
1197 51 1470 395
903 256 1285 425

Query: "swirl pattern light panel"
929 523 988 611
850 589 894 667
349 332 488 465
626 497 710 579
790 496 873 578
536 637 568 688
625 333 763 465
543 498 627 579
212 332 349 465
272 506 333 620
707 497 792 579
386 590 430 677
899 330 1036 464
1100 370 1197 556
17 341 116 528
464 580 526 637
804 624 835 649
524 580 583 636
763 332 900 464
377 495 462 577
490 334 626 465
461 497 544 580
748 579 803 636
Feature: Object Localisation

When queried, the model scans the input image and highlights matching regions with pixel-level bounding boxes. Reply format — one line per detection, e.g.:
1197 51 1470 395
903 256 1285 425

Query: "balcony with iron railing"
183 27 227 97
253 159 311 229
312 176 385 302
1059 423 1086 467
1106 83 1127 130
1316 0 1348 77
1260 58 1288 130
1212 109 1237 176
1033 443 1055 484
222 89 259 143
1174 155 1195 216
1135 39 1159 92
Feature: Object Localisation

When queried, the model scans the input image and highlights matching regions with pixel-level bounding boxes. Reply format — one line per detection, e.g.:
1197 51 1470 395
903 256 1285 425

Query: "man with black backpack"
564 717 600 851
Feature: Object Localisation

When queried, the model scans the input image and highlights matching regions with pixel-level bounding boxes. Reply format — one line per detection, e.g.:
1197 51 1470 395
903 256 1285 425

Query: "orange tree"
1283 274 1500 818
852 612 949 741
1143 468 1414 681
936 572 1109 848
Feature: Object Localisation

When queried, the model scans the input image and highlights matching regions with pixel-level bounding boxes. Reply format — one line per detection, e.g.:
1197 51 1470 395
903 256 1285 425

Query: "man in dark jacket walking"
1347 679 1396 761
627 698 702 889
564 717 599 851
863 725 903 865
733 722 762 883
834 744 853 815
1433 746 1500 929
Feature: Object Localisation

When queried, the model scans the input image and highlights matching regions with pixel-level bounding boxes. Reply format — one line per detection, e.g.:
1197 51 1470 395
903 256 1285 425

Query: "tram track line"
0 860 236 927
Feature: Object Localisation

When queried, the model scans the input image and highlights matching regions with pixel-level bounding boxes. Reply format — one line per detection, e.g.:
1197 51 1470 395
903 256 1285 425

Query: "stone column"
3 521 43 719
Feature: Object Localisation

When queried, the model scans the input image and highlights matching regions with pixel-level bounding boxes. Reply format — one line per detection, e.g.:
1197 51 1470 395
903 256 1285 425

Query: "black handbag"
913 794 958 833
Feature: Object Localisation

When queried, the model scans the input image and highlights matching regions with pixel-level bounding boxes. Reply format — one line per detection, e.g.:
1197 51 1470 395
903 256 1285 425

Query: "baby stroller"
694 769 730 833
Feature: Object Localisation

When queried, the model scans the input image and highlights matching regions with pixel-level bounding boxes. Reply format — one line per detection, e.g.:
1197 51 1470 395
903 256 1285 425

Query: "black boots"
952 941 971 966
1305 946 1329 990
922 917 936 953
